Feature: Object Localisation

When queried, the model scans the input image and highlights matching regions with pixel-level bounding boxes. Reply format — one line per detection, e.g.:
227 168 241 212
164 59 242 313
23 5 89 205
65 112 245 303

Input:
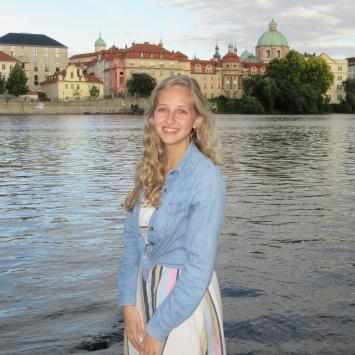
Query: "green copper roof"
95 33 106 46
257 20 288 47
240 49 251 61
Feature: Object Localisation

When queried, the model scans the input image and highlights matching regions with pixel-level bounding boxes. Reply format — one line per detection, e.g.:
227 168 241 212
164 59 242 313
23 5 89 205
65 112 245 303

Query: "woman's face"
153 85 202 151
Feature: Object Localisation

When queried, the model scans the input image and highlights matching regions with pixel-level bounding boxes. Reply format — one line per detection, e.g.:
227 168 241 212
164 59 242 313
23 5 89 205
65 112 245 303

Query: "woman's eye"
157 107 168 113
177 109 187 115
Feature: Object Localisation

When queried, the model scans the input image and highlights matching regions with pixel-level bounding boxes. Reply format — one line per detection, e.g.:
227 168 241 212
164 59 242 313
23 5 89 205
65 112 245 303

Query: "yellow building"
319 53 347 103
0 32 68 92
0 50 18 81
40 64 104 101
190 59 222 99
123 42 191 85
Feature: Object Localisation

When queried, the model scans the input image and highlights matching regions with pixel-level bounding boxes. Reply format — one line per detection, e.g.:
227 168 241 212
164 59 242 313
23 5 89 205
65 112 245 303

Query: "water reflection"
0 114 354 354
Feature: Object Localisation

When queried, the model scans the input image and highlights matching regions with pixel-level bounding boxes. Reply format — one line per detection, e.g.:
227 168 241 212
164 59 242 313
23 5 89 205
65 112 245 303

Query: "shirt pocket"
166 190 191 235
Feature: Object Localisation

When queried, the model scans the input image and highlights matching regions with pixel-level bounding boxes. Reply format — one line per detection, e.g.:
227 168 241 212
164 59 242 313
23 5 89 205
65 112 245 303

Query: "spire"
228 41 233 53
269 18 277 31
234 41 237 53
159 35 163 47
213 42 221 59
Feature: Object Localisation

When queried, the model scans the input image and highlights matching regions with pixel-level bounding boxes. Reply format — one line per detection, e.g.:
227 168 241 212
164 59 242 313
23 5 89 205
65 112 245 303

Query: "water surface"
0 114 354 354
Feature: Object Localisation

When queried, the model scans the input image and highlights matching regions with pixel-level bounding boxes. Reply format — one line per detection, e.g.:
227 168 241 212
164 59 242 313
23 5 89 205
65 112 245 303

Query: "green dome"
95 34 106 46
257 20 288 47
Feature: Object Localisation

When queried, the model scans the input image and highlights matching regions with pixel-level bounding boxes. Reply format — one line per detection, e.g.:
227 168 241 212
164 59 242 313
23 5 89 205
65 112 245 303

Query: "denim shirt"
118 141 226 342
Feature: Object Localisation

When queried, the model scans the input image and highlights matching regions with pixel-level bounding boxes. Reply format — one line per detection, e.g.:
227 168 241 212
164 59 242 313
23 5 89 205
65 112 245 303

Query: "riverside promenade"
0 97 150 115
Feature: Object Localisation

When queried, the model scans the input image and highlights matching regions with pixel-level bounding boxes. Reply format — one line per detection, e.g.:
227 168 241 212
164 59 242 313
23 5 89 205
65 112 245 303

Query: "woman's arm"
145 167 226 342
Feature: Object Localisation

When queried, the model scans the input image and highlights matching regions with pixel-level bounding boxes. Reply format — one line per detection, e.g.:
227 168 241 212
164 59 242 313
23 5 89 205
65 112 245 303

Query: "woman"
118 75 226 355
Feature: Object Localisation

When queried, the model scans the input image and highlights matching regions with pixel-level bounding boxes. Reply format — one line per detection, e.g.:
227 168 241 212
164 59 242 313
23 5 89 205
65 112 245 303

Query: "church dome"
257 19 288 47
95 33 106 47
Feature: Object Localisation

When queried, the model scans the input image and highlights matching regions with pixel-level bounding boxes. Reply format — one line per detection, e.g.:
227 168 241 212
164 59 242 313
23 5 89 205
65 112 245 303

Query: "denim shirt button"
149 226 154 231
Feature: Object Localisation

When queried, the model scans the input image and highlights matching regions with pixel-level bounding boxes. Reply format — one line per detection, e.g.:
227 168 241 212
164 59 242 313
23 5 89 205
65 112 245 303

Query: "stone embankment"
0 97 150 115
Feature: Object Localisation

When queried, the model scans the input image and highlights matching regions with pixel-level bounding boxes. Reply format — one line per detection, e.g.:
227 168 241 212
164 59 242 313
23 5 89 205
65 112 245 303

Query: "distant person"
118 75 226 354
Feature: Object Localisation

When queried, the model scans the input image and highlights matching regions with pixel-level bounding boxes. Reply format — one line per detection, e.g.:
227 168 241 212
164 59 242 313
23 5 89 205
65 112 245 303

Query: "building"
346 57 355 80
0 50 18 81
256 19 289 63
220 51 247 98
0 33 68 92
319 53 347 103
123 42 191 85
40 63 103 101
191 59 221 98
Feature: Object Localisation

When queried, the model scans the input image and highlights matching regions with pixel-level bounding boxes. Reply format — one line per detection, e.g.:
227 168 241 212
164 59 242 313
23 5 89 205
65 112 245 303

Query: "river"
0 114 354 354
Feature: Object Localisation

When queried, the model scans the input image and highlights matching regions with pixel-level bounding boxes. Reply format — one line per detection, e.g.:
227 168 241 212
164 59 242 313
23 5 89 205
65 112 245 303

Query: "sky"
1 0 354 60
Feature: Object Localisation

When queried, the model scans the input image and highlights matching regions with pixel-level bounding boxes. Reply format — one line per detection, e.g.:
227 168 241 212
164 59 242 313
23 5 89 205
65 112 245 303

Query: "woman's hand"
139 333 162 355
123 305 145 351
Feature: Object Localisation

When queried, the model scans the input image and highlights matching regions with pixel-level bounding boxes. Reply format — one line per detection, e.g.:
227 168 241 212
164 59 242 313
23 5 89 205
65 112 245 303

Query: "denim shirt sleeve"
118 204 140 306
145 166 226 341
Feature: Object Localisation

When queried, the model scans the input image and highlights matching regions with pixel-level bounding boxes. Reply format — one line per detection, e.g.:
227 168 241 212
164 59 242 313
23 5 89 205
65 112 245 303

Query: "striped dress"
124 205 226 355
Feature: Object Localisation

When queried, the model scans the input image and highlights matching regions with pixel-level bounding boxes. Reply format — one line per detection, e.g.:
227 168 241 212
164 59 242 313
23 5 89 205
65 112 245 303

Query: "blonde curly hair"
125 75 222 211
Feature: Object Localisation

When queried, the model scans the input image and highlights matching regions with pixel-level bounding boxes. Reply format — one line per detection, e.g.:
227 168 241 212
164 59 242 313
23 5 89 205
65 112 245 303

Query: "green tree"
6 63 28 96
236 95 265 114
266 50 333 113
89 85 100 98
342 78 355 112
126 73 156 97
243 75 279 112
0 76 6 94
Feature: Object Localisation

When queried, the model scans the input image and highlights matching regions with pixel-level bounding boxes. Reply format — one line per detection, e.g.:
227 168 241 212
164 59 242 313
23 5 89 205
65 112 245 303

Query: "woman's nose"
165 110 176 122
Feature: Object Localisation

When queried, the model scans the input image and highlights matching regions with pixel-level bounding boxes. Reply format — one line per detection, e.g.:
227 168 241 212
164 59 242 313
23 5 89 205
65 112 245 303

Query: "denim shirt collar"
171 141 199 177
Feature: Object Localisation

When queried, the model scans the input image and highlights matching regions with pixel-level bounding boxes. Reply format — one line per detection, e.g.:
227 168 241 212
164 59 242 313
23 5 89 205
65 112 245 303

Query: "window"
169 72 174 76
251 67 257 74
22 63 25 69
266 50 271 58
34 75 38 86
45 66 49 72
45 48 48 56
33 47 38 57
337 84 343 90
277 50 281 58
159 62 164 67
70 72 74 79
77 84 80 89
338 75 342 81
261 67 266 74
150 53 154 59
140 52 144 58
56 48 60 57
71 84 74 89
1 64 5 70
9 65 13 70
65 84 68 89
34 63 38 71
160 54 163 59
160 71 163 76
338 66 342 71
130 61 135 66
56 61 60 69
150 61 154 67
11 46 15 55
338 94 342 101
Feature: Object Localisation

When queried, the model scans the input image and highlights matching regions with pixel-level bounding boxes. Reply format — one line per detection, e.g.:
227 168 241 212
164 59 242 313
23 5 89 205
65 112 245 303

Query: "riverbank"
0 97 150 115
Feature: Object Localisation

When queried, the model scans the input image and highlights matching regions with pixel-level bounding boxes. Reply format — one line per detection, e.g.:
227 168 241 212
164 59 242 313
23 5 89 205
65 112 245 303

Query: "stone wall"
0 97 150 115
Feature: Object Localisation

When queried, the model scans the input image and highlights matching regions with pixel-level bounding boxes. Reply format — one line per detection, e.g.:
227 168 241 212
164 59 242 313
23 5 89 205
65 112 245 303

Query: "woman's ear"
193 115 204 129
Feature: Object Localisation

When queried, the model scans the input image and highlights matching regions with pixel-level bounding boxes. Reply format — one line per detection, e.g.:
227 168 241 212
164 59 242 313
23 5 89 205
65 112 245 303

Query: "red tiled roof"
0 50 18 62
222 52 240 62
86 73 103 84
69 51 101 60
191 59 217 65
